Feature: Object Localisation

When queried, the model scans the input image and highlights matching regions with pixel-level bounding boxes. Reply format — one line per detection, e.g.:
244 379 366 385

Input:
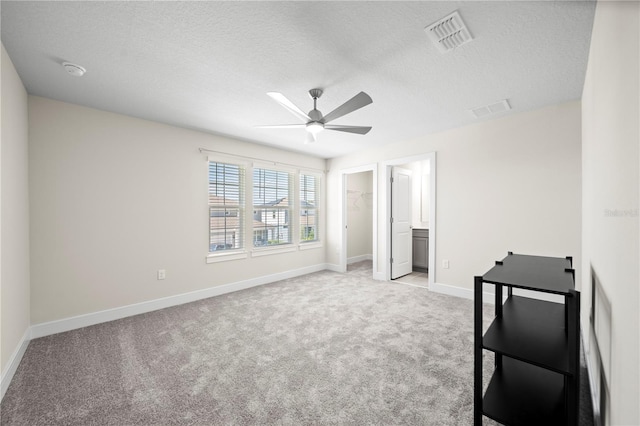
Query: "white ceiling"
1 1 595 159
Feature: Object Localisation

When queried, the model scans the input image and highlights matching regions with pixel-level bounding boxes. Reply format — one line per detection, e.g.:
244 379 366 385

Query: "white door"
391 167 412 279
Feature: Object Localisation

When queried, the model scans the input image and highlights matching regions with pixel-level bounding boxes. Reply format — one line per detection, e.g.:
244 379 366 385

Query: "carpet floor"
1 261 593 425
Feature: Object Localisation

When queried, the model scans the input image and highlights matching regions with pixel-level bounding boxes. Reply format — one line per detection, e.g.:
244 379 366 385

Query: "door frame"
340 163 378 276
382 152 436 286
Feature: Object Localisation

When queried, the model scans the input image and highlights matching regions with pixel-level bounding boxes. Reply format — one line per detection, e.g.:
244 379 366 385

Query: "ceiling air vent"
425 10 473 53
470 99 512 119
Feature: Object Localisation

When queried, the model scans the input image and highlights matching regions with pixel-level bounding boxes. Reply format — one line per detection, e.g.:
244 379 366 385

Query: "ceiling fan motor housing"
308 88 324 121
308 109 323 122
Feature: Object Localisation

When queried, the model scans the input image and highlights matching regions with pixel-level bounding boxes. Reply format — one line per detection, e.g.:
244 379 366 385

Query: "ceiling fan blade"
257 124 306 129
267 92 311 122
325 124 372 135
322 92 373 124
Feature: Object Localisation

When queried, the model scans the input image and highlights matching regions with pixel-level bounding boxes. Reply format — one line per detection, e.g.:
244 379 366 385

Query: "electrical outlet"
443 260 450 269
157 269 166 280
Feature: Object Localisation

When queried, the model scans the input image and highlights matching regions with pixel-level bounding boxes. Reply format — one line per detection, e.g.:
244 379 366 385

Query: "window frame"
205 155 323 262
251 164 294 250
299 171 320 246
206 156 249 263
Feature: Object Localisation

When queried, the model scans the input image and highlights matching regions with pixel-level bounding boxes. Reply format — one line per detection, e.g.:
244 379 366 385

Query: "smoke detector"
62 62 86 77
470 99 512 119
425 11 473 53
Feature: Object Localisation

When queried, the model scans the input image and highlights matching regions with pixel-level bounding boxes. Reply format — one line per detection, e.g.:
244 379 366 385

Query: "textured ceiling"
1 1 595 159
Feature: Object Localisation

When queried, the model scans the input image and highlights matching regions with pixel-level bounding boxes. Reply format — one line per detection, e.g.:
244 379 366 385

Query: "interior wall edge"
0 42 31 386
0 327 30 402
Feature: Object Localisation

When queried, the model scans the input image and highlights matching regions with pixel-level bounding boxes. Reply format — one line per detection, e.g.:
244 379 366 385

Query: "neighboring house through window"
207 155 322 259
252 167 292 246
208 161 244 252
300 173 319 242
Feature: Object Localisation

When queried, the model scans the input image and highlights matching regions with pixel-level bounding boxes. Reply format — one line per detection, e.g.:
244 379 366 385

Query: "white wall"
28 96 326 324
403 160 430 230
346 171 373 260
1 45 30 385
581 1 639 424
327 101 582 295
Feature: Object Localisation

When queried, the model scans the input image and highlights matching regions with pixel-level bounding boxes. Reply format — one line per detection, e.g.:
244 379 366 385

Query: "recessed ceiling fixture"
62 62 86 77
470 99 512 119
425 10 473 54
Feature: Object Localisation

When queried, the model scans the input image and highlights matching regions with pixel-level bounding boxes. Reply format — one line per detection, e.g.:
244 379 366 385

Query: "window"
206 156 322 259
300 173 319 242
208 161 244 253
252 167 292 247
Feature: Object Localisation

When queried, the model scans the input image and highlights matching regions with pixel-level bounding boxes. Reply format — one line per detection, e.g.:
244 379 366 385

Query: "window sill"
299 241 322 250
206 243 319 263
251 245 297 257
206 251 248 264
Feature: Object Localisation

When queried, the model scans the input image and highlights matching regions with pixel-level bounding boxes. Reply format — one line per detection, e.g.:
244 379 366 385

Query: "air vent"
470 99 511 119
425 10 473 53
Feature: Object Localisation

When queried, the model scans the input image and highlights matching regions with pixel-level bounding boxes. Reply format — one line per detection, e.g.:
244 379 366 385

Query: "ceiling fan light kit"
260 88 373 143
306 121 324 135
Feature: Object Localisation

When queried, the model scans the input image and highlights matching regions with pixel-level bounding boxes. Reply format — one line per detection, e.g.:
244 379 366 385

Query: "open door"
391 167 412 279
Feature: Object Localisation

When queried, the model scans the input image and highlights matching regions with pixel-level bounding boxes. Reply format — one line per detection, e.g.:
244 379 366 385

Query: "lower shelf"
482 295 570 374
483 357 566 426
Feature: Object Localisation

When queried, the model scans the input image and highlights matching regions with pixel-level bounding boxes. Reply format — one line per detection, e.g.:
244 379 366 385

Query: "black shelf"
482 253 574 295
483 357 566 426
482 296 570 374
474 252 580 426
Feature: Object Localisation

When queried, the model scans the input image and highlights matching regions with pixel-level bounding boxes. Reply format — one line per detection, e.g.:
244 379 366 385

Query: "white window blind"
252 167 292 247
300 173 319 243
208 161 244 252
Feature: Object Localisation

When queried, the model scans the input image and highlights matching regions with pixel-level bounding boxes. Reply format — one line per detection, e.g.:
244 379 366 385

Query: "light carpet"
1 261 592 425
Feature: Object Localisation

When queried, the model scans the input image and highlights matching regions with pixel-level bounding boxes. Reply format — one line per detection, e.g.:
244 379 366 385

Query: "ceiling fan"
259 89 373 143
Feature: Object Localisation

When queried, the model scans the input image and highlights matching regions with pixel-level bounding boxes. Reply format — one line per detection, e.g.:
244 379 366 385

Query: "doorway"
340 164 377 277
383 152 436 287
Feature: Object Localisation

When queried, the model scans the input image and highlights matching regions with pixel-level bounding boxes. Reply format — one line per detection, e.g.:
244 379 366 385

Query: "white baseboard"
429 282 504 304
373 271 386 281
430 282 474 300
1 327 31 401
324 263 343 273
31 263 328 339
429 282 565 305
347 254 372 264
325 260 384 280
